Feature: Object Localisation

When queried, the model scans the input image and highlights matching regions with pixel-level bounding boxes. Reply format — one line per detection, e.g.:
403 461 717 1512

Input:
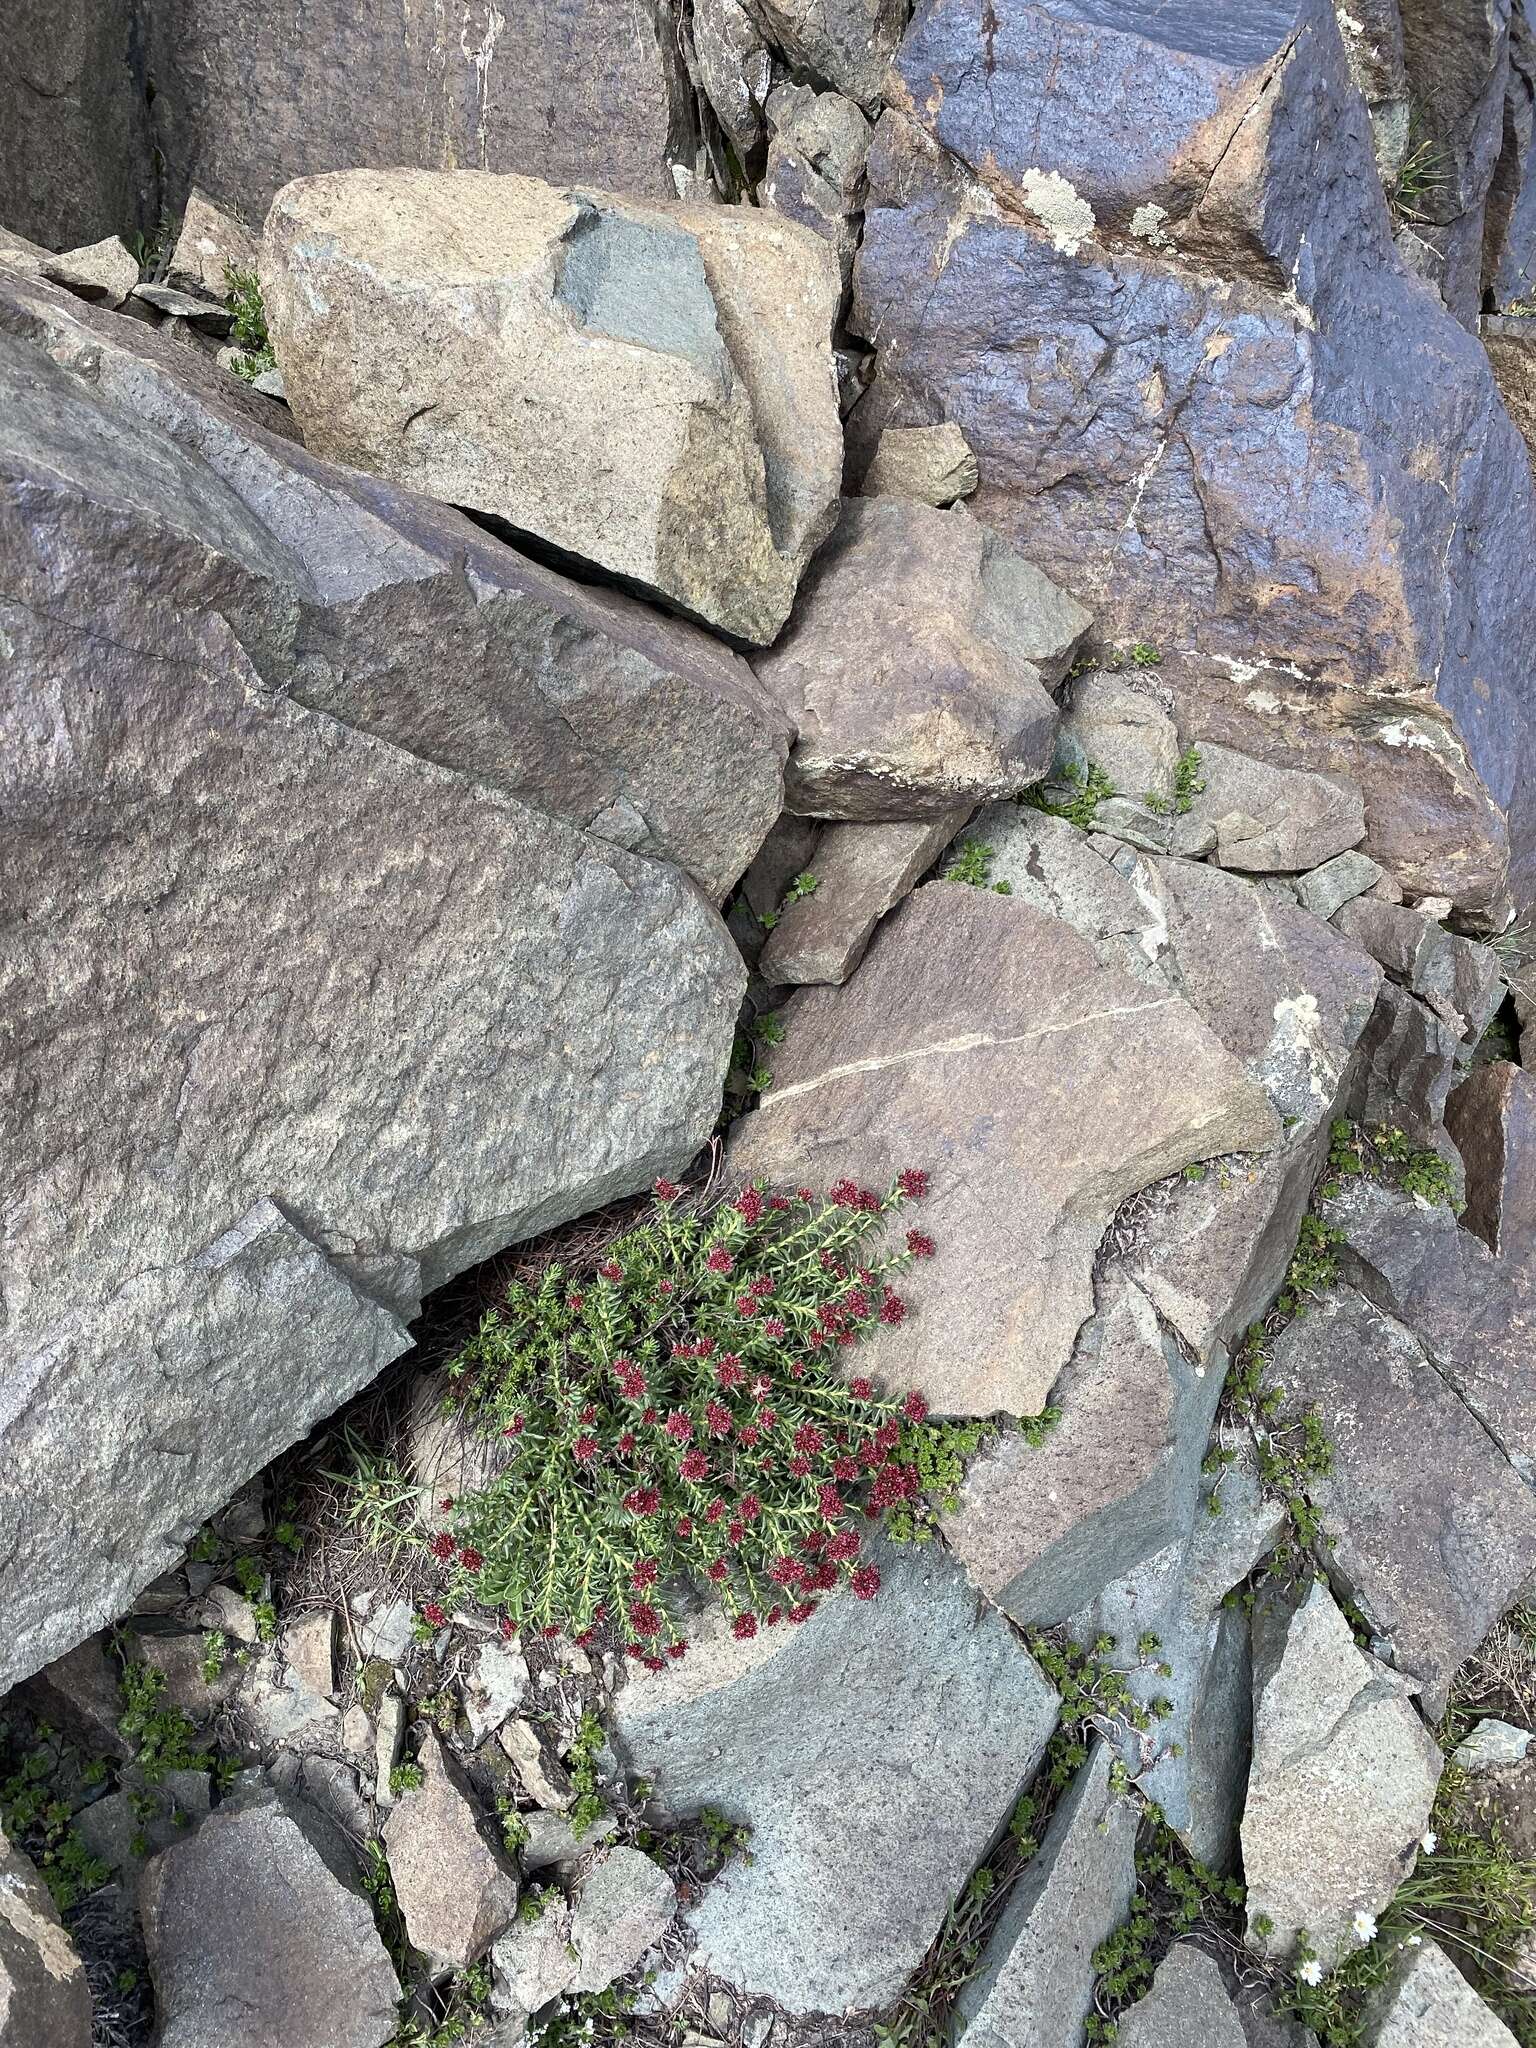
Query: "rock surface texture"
264 168 843 646
0 1830 93 2048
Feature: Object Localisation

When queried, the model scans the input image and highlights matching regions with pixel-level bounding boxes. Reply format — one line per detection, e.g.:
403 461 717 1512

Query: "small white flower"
1407 1934 1423 1947
1297 1957 1323 1986
1352 1910 1378 1943
1421 1829 1438 1854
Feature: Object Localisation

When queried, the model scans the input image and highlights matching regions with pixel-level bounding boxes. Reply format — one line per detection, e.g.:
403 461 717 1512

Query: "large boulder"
730 884 1278 1416
0 0 148 249
0 1829 93 2048
609 1538 1060 2014
753 497 1089 818
853 0 1536 910
0 278 747 1693
263 169 843 647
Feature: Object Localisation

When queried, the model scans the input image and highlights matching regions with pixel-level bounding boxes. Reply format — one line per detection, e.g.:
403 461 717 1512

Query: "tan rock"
383 1731 519 1971
758 812 967 985
0 1827 93 2048
167 188 259 299
42 236 138 306
862 422 980 505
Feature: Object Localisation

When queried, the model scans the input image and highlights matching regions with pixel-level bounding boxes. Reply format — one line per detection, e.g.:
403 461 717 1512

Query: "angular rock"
132 281 235 332
268 1750 371 1843
610 1537 1060 2014
0 0 148 252
492 1899 578 2018
750 0 907 111
954 1743 1138 2047
1117 1944 1247 2048
1397 0 1512 327
754 498 1089 819
498 1721 573 1814
465 1639 531 1749
42 235 137 306
374 1694 407 1808
1334 900 1504 1045
0 227 48 277
167 189 260 299
1295 850 1384 920
237 1654 341 1752
758 812 966 984
1268 1281 1536 1716
1446 1061 1536 1259
1361 1934 1519 2047
1455 1719 1534 1773
264 169 842 647
1487 5 1536 309
1 283 747 1694
1242 1580 1442 1971
1335 0 1410 181
1348 981 1461 1147
692 0 773 158
855 2 1536 909
17 1637 132 1758
382 1732 519 1972
281 1610 336 1702
1057 674 1181 812
141 1787 400 2048
0 1827 93 2047
1178 744 1365 875
518 1808 619 1873
356 1599 415 1670
740 814 823 927
762 84 872 285
862 421 980 505
730 885 1278 1415
569 1847 676 1991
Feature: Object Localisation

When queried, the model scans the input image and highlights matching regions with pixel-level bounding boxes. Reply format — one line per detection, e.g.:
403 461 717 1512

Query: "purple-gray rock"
749 0 908 111
1347 981 1461 1147
1487 5 1536 308
1397 0 1512 325
0 0 148 250
1446 1060 1536 1259
757 812 966 984
762 84 872 287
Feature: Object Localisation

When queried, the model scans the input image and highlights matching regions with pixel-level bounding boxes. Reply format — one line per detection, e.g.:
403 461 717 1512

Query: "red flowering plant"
426 1169 987 1669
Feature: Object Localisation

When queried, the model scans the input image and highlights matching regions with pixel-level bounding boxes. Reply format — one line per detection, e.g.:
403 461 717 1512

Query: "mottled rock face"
1396 0 1512 325
264 169 843 646
0 0 147 249
1242 1581 1443 1972
753 497 1090 819
854 0 1536 908
1446 1060 1536 1260
167 189 259 299
1360 1934 1520 2047
749 0 909 111
757 812 966 985
1116 1944 1247 2048
0 1829 93 2048
730 884 1277 1416
382 1733 519 1972
610 1539 1060 2014
862 421 980 505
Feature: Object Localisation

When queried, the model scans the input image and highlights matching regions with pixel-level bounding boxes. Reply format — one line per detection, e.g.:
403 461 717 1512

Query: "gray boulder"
1242 1580 1442 1972
854 0 1536 910
1182 744 1365 876
140 1788 401 2048
568 1847 676 1992
753 496 1089 820
382 1732 520 1972
692 0 773 159
609 1537 1060 2014
0 0 148 251
730 884 1277 1416
1116 1945 1247 2048
954 1743 1138 2048
1361 1934 1519 2046
0 1828 93 2047
41 234 138 306
1056 674 1181 814
264 169 843 647
1333 900 1503 1047
762 84 872 286
167 188 260 299
1295 850 1384 921
749 0 908 110
1446 1061 1536 1260
758 812 967 985
862 421 980 505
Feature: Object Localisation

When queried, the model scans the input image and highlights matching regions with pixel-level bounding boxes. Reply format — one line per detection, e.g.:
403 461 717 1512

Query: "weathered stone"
1361 1934 1519 2047
0 0 148 252
692 0 773 158
383 1732 519 1973
491 1899 578 2017
1242 1580 1443 1971
237 1654 341 1751
264 169 842 647
1 282 746 1694
861 421 979 504
498 1721 573 1813
1268 1281 1536 1716
282 1610 336 1702
268 1750 371 1843
1487 6 1536 308
1398 0 1512 327
750 0 907 111
0 1827 93 2047
1296 850 1385 920
189 1584 259 1644
1348 981 1460 1146
42 236 138 306
740 814 823 926
610 1537 1060 2014
465 1640 531 1749
762 85 872 285
1057 675 1181 812
855 2 1536 909
1446 1061 1536 1259
945 1276 1221 1624
0 227 47 277
131 1628 239 1717
141 1787 400 2048
955 1744 1138 2047
758 812 966 984
167 189 259 299
374 1694 407 1808
1177 744 1366 875
1335 0 1410 181
754 497 1088 820
731 885 1277 1415
1455 1719 1534 1773
570 1847 676 1992
132 282 235 332
1334 899 1504 1045
17 1637 132 1758
1117 1944 1247 2048
356 1599 415 1670
1485 317 1536 467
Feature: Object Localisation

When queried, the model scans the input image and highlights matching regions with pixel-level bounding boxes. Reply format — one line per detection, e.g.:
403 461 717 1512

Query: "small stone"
1360 1934 1518 2046
1184 743 1365 873
357 1597 414 1666
465 1639 531 1748
282 1609 336 1700
237 1653 342 1750
17 1636 132 1758
1056 673 1181 812
167 188 259 299
491 1900 577 2018
1446 1063 1536 1261
131 281 236 332
191 1583 259 1643
498 1720 573 1812
569 1847 677 1992
518 1808 618 1872
1116 1944 1246 2048
758 812 968 985
862 422 980 505
1295 850 1384 919
382 1731 520 1972
341 1705 372 1758
251 367 287 401
0 1827 93 2047
1453 1720 1535 1773
42 236 138 306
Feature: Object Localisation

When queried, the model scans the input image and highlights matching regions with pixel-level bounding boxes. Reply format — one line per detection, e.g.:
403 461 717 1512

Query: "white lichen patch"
1373 719 1436 751
1017 168 1096 255
1268 990 1331 1107
1130 202 1174 251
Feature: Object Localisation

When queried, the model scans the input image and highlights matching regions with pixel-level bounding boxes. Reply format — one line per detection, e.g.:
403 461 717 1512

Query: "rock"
1295 850 1385 920
1361 1935 1519 2047
758 812 966 984
1397 0 1512 327
41 235 137 305
1454 1720 1535 1773
132 281 235 332
77 1771 214 1922
263 168 842 647
1242 1580 1442 1972
268 1750 371 1843
692 0 773 158
17 1637 132 1758
498 1721 573 1813
141 1786 401 2048
167 188 260 298
0 0 148 253
131 1629 239 1717
382 1732 519 1972
730 885 1277 1416
1176 745 1365 876
749 0 907 111
518 1808 618 1873
862 421 980 505
189 1585 259 1645
569 1847 676 1992
465 1640 531 1749
1057 675 1181 812
237 1655 341 1751
754 497 1088 820
1268 1280 1536 1717
1334 900 1504 1046
1348 982 1460 1147
1487 6 1536 309
741 814 823 928
944 1275 1222 1625
250 366 286 401
282 1610 336 1701
1335 0 1410 181
762 85 872 286
1446 1062 1536 1259
954 1743 1138 2047
356 1600 414 1670
610 1537 1060 2014
492 1899 578 2017
374 1695 407 1808
0 226 48 277
2 280 747 1694
1464 1752 1536 1862
1116 1944 1247 2048
0 1827 93 2047
854 2 1536 910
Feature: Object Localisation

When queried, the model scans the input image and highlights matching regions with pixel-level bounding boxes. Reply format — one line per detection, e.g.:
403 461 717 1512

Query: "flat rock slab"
1446 1061 1536 1261
730 885 1278 1416
383 1732 519 1972
609 1537 1060 2015
1361 1935 1519 2046
754 497 1088 818
264 169 843 646
0 1829 93 2048
1185 744 1365 875
1242 1581 1442 1971
140 1790 401 2048
955 1742 1138 2047
758 812 967 985
1057 674 1181 810
1117 1944 1247 2048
